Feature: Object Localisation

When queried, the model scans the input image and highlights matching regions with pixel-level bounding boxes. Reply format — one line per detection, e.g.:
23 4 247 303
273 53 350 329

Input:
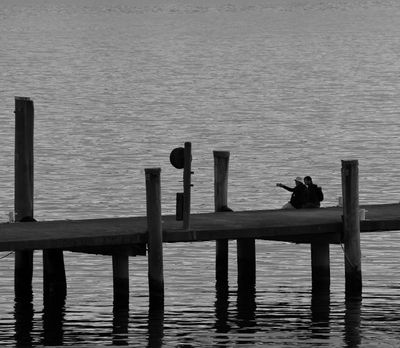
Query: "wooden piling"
112 253 129 306
214 151 230 286
341 160 362 296
183 142 192 230
311 243 330 292
145 168 164 307
43 249 67 303
237 238 256 292
14 97 34 300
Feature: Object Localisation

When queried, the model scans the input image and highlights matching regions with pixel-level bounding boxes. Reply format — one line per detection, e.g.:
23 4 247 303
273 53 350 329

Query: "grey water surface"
1 0 400 346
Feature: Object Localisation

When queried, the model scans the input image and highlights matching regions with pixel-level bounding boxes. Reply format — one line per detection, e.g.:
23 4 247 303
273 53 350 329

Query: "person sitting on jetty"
303 176 324 208
276 177 307 209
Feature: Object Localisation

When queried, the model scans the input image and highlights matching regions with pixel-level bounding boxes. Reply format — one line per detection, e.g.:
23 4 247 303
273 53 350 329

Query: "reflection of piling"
145 168 164 308
344 296 362 346
341 160 362 296
214 151 230 286
14 97 34 300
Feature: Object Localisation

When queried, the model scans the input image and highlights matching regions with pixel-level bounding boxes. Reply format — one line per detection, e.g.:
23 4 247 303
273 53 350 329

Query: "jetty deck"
1 203 400 253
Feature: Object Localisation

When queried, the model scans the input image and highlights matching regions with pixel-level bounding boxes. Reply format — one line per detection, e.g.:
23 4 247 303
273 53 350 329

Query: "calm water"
1 0 400 346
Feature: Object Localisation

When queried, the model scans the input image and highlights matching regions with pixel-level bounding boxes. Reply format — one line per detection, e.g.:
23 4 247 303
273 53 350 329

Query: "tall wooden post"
14 97 34 300
112 253 129 307
311 243 330 292
214 151 230 286
145 168 164 307
183 142 192 230
341 160 362 296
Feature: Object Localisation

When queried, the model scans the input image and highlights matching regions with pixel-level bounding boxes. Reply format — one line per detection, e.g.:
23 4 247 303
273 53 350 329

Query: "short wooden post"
112 253 129 307
145 168 164 307
311 243 330 292
43 249 67 304
214 151 230 286
341 160 362 296
14 97 34 300
183 142 192 230
237 238 256 293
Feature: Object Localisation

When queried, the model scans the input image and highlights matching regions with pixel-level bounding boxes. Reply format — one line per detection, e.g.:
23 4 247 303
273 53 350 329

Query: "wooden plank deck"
0 203 400 253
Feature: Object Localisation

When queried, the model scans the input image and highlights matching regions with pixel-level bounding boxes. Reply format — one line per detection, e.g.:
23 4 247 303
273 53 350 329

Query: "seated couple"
276 176 324 209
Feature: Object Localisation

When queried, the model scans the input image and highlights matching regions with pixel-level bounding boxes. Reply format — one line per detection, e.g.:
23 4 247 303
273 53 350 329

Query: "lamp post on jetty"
169 142 193 230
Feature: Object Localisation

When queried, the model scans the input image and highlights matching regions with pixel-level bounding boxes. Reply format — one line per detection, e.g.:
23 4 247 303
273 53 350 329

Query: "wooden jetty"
4 97 400 308
2 204 400 251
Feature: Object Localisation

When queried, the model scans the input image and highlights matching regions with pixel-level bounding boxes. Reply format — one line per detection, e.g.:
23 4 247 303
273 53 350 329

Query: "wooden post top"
145 168 161 175
213 151 230 158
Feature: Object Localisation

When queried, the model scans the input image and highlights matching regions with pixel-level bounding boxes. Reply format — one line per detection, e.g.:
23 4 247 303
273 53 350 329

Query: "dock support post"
112 254 129 307
311 243 330 292
341 160 362 297
214 151 230 286
237 239 256 293
14 97 34 300
43 249 67 303
145 168 164 308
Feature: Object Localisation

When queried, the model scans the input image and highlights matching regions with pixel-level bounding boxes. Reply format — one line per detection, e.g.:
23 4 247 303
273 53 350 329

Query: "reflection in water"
113 302 129 346
42 296 66 346
214 281 230 334
310 289 331 339
14 299 34 347
344 296 362 348
236 285 256 330
236 285 257 346
147 307 164 348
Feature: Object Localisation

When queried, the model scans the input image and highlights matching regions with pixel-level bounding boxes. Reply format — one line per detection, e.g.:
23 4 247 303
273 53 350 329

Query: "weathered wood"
342 160 362 296
183 142 192 230
145 168 164 307
311 243 330 291
214 151 230 285
14 97 34 300
112 254 129 306
1 204 400 251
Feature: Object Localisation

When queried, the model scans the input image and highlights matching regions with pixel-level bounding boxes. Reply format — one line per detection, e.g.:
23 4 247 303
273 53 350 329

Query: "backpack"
316 186 324 202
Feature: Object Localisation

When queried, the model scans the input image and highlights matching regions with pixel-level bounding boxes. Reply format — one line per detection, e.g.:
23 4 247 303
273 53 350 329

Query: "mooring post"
145 168 164 307
341 160 362 296
214 151 230 286
311 243 330 292
112 253 129 307
14 97 34 300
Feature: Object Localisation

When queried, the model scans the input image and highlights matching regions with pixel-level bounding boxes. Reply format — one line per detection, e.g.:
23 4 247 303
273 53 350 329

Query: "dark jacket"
280 183 307 209
304 183 323 208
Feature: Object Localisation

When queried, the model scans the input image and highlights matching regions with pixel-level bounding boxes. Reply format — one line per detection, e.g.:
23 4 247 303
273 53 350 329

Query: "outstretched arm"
276 183 294 192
